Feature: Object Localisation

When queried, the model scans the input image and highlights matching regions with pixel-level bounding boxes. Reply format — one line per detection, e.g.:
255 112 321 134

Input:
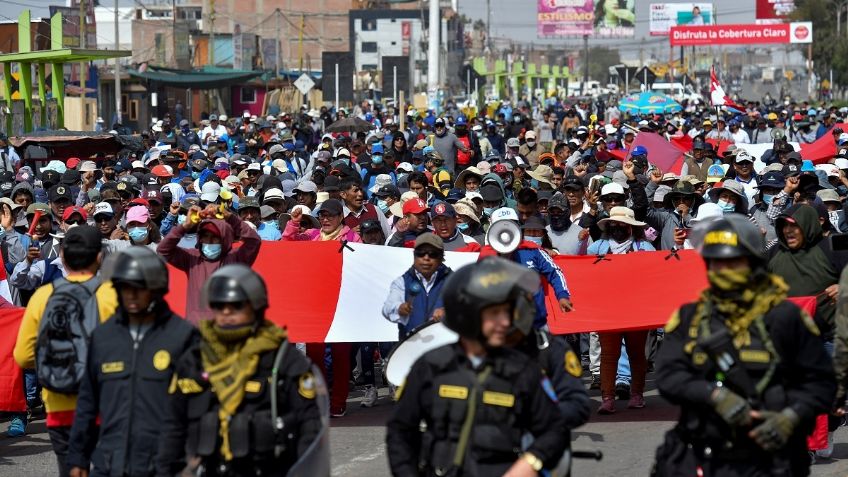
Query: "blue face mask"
457 222 470 231
483 207 496 217
128 227 149 243
371 155 383 165
376 199 389 213
717 199 735 213
191 171 201 180
201 243 222 260
525 236 543 245
762 194 775 205
177 214 187 225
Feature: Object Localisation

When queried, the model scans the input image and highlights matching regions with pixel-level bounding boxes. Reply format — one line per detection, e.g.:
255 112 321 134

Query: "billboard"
669 22 812 46
756 0 796 24
649 3 714 36
537 0 635 38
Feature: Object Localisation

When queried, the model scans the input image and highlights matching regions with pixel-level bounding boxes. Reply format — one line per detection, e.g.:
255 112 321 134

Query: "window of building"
240 87 256 104
362 19 377 31
361 42 378 53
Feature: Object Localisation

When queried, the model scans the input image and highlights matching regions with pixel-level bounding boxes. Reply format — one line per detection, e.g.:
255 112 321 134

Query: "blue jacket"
482 243 571 328
400 264 451 338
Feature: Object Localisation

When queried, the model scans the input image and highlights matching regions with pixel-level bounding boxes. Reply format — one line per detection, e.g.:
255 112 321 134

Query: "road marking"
331 445 385 475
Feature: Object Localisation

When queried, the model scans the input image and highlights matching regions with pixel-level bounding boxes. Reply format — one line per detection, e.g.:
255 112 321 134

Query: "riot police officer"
67 247 198 477
156 264 325 477
386 257 567 476
653 216 835 477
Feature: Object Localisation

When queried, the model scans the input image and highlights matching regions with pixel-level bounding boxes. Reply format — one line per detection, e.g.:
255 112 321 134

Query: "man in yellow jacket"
13 225 117 477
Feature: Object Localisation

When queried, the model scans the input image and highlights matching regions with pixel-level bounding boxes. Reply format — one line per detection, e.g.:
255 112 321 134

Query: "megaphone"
771 127 786 141
486 220 522 255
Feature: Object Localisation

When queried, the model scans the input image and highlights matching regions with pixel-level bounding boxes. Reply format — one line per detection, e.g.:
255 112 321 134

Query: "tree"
791 0 848 97
578 46 621 83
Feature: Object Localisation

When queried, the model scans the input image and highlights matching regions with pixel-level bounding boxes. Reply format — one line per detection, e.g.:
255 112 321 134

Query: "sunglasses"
94 215 114 223
209 301 249 311
601 195 626 203
64 219 86 226
414 250 443 259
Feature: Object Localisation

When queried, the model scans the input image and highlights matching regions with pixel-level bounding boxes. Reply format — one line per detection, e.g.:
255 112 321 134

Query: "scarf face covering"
701 267 788 347
199 320 286 461
320 225 344 241
608 238 633 254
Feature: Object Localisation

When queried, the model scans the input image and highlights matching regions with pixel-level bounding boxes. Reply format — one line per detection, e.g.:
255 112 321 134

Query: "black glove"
710 386 752 428
749 408 800 452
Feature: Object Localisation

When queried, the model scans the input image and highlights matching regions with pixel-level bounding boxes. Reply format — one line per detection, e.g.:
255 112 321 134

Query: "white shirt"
201 124 227 142
731 129 750 144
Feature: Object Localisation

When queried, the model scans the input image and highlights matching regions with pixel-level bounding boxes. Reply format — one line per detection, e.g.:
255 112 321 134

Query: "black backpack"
35 277 102 394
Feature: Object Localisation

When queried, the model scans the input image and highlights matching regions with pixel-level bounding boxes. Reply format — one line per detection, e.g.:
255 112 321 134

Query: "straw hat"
597 206 647 231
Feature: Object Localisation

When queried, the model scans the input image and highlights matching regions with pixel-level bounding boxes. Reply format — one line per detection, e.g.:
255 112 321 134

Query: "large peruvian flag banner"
165 242 709 343
670 22 812 47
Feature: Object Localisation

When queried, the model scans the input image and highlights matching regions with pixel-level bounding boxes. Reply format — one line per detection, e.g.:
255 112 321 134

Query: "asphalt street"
3 372 848 476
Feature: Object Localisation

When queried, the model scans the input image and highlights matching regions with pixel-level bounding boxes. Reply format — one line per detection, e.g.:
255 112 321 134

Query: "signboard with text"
669 22 812 46
649 3 714 36
537 0 635 39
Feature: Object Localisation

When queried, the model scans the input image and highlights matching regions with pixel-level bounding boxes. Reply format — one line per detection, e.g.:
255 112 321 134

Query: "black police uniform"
386 342 567 477
654 301 836 477
527 332 591 431
66 304 198 477
156 341 322 477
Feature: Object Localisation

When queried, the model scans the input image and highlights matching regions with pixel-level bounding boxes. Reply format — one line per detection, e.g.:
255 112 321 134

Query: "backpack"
35 277 102 394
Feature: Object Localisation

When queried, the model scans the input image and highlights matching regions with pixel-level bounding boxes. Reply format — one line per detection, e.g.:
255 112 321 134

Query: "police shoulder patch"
394 381 406 400
298 373 316 399
153 350 171 371
564 350 582 378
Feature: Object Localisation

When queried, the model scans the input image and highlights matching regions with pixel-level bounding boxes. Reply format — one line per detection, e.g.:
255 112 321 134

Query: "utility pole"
209 0 216 66
115 0 122 124
275 9 280 79
486 0 491 51
299 14 305 72
427 0 440 92
80 0 87 127
582 34 588 95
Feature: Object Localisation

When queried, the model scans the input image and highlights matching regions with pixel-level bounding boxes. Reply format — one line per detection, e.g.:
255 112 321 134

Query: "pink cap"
126 205 150 225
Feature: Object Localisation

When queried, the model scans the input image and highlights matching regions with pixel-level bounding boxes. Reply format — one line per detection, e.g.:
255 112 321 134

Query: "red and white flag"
710 66 745 112
165 241 708 342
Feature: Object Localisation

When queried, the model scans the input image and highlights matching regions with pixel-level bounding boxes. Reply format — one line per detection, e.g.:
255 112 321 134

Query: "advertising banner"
756 0 796 24
649 3 714 36
537 0 635 38
669 22 812 46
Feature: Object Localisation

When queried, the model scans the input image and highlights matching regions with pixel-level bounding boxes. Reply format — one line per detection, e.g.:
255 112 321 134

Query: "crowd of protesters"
4 90 848 474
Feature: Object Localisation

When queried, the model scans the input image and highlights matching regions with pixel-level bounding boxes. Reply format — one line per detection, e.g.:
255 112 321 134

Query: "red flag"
710 66 746 112
628 132 686 174
799 122 846 164
0 308 26 412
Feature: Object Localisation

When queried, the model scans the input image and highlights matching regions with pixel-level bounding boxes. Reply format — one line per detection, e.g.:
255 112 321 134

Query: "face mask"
191 171 201 180
526 141 536 148
177 214 187 225
201 243 222 260
182 126 190 134
525 236 543 245
457 222 470 232
475 131 483 138
717 199 735 213
762 194 775 205
708 266 751 292
483 207 496 217
549 214 571 232
376 199 389 213
371 155 383 165
128 227 149 243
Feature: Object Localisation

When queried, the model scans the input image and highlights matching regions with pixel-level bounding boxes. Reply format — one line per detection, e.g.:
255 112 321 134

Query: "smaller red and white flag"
710 66 745 112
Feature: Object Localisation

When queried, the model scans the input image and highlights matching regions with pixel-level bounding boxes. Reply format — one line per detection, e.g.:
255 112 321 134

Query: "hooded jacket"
768 204 848 340
480 172 517 209
390 131 413 165
157 214 261 323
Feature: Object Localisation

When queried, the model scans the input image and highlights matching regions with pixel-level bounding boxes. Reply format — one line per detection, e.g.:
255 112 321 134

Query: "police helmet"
442 257 539 341
202 264 268 312
699 215 766 263
110 246 169 293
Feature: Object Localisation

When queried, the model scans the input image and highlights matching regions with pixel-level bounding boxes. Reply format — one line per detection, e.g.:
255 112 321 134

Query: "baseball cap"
144 189 163 204
126 205 150 224
26 203 51 218
561 176 585 190
263 188 285 203
506 137 520 148
151 164 172 178
479 184 504 202
260 205 277 219
525 131 536 140
294 181 318 194
318 199 344 216
61 225 102 254
49 184 73 203
548 192 568 211
374 184 401 199
490 207 519 224
600 183 626 197
199 182 221 202
360 219 382 234
93 202 114 217
734 151 753 163
323 176 341 192
414 232 444 251
430 201 456 219
62 206 88 222
403 198 429 215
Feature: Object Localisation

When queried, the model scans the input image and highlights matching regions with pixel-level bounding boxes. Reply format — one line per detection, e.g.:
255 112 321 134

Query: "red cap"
402 198 429 215
62 206 88 222
129 198 151 208
493 164 509 174
151 164 173 178
66 157 81 169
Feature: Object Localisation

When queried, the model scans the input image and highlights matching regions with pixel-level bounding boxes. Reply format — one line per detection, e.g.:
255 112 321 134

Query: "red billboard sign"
669 22 812 46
